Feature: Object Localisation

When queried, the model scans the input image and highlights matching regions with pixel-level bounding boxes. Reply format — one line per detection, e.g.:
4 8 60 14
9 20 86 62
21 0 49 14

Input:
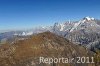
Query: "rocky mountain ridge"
0 32 95 66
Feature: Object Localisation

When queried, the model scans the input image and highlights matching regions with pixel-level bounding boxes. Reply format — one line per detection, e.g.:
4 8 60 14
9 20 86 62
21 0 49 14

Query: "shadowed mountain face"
0 32 94 66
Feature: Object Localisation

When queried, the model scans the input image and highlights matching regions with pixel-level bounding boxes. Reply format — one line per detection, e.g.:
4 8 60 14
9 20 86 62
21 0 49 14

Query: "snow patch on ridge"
60 23 65 31
70 20 85 32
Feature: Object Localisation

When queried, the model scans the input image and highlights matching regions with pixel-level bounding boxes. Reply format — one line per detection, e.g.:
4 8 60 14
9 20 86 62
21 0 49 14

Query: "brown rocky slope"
0 32 95 66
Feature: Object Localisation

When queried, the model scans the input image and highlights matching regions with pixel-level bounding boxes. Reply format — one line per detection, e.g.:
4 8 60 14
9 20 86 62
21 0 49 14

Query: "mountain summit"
83 16 95 21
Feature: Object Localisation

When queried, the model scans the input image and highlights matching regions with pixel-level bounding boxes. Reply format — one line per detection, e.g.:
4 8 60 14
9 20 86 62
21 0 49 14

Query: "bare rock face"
0 32 95 66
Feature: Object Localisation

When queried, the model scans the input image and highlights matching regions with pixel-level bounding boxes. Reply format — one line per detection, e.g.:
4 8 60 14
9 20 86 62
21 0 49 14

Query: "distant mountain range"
0 16 100 51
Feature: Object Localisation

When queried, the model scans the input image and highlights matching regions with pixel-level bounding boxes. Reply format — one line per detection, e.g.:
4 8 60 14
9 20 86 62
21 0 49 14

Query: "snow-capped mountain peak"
70 16 97 32
83 16 95 21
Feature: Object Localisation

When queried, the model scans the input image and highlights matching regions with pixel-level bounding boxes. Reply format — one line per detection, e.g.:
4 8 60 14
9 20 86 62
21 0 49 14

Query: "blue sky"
0 0 100 31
